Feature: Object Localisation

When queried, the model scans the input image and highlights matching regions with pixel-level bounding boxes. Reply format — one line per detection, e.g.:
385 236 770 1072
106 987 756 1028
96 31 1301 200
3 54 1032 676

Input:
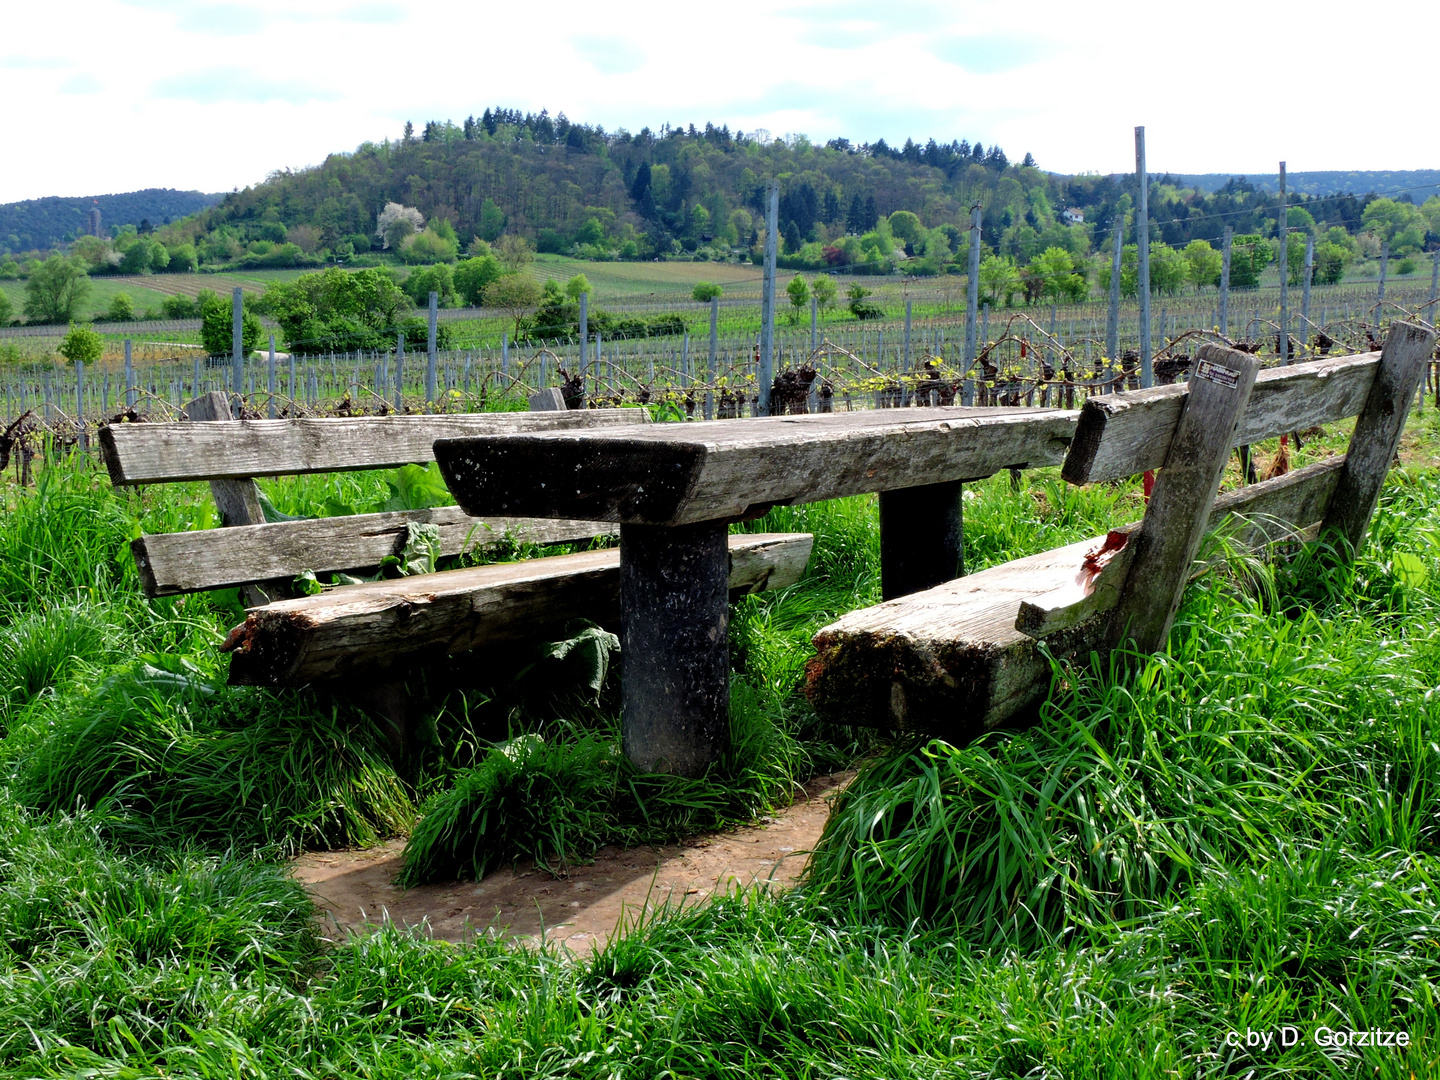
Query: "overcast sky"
3 0 1436 204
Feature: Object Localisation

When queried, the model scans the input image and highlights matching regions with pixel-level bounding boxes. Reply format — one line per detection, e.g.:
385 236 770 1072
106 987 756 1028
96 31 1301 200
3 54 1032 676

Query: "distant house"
1062 208 1085 225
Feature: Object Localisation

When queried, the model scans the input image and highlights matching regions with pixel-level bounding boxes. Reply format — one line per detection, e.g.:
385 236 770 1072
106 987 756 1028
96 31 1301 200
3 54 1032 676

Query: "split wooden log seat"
433 406 1081 776
804 322 1437 737
101 394 814 691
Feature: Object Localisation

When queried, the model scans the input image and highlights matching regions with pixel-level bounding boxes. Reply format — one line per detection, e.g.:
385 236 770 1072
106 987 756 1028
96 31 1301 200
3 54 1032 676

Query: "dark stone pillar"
878 480 964 601
619 520 731 776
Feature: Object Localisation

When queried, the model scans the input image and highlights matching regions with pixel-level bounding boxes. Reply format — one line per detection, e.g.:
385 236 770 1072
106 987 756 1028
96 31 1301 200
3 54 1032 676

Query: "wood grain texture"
435 406 1079 527
1108 343 1259 652
133 508 616 597
806 453 1347 734
223 531 813 687
1062 350 1380 484
527 388 567 411
1321 321 1437 556
100 408 650 485
805 537 1109 734
184 392 265 527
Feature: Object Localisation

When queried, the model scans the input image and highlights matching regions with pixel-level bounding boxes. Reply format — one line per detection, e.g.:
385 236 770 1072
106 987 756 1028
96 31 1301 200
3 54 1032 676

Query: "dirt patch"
293 771 852 951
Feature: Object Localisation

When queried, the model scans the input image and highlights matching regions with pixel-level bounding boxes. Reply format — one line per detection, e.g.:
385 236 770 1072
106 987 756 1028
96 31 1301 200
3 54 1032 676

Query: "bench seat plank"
101 409 651 485
133 508 615 597
804 457 1345 734
1063 351 1379 485
223 531 813 687
435 406 1079 527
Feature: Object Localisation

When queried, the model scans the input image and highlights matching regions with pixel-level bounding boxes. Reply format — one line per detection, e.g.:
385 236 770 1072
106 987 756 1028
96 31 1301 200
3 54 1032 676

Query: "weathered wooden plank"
1107 344 1259 652
1321 321 1437 556
1016 455 1346 638
223 532 813 687
1063 350 1380 485
132 508 616 597
527 388 567 411
435 406 1078 527
100 408 650 485
806 453 1347 734
185 392 264 527
805 538 1108 733
182 391 279 607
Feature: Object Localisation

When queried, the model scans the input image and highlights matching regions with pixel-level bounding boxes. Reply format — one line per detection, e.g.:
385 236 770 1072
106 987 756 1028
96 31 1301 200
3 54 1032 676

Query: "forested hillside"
151 110 1435 277
0 189 221 254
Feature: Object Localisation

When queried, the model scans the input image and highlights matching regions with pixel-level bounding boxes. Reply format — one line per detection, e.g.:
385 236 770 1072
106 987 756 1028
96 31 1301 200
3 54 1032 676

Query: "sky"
2 0 1436 203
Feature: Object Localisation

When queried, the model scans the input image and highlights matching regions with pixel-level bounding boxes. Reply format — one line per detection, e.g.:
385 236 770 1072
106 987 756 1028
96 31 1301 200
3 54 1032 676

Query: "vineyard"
4 274 1438 466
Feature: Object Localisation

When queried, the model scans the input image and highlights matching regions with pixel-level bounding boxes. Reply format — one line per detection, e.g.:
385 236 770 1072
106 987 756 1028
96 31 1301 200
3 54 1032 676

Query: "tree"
845 193 867 235
783 219 803 255
400 228 459 264
0 287 11 326
454 255 503 306
495 234 535 273
478 199 507 242
1183 240 1222 288
691 281 723 303
1315 241 1350 286
785 275 809 324
1149 242 1188 295
978 254 1020 305
404 263 457 306
1362 197 1426 254
199 292 262 357
1227 235 1271 288
1030 247 1086 302
23 255 91 324
483 274 542 336
888 211 922 247
376 202 424 250
167 244 197 272
263 267 410 354
811 274 837 318
565 273 592 301
58 323 103 365
104 293 135 322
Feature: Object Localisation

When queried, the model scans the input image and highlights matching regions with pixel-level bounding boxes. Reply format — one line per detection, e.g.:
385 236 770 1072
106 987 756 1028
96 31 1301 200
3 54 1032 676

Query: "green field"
3 394 1440 1074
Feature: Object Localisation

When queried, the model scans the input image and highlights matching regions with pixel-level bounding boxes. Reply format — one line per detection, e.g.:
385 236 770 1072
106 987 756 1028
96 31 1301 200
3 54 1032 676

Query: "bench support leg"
619 521 730 777
1108 344 1259 654
1321 320 1435 558
879 480 963 601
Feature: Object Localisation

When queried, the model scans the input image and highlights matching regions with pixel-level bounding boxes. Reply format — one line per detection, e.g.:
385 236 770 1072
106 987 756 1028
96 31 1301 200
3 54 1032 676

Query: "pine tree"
823 189 842 225
783 219 802 254
863 194 879 231
403 120 414 142
846 193 867 235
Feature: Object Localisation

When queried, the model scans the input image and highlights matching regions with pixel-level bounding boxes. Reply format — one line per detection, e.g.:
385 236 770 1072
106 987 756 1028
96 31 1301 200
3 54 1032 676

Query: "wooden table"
434 406 1077 776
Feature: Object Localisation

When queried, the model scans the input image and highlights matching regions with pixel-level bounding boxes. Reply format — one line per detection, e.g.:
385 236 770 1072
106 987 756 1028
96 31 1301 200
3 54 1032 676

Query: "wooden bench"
803 321 1437 735
101 394 814 703
432 406 1079 775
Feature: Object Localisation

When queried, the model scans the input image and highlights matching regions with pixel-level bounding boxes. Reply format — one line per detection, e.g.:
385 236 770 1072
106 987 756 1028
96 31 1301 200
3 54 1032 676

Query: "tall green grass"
8 663 415 855
7 448 1440 1076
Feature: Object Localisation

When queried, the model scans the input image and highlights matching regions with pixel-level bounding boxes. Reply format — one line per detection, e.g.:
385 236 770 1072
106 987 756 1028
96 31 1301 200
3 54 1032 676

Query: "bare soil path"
293 771 852 952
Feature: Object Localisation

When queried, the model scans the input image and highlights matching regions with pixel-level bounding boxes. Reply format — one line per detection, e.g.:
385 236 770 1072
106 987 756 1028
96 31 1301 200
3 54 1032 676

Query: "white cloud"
0 0 1436 202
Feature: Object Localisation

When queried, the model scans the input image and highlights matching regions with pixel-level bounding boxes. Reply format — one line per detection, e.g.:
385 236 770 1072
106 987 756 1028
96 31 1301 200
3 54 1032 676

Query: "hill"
0 188 223 254
1166 170 1440 202
152 112 1430 280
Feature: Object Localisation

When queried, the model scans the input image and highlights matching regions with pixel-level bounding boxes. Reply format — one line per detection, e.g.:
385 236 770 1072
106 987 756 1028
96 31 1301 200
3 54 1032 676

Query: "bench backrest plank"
435 406 1079 527
134 508 614 597
101 408 651 485
1063 350 1380 485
